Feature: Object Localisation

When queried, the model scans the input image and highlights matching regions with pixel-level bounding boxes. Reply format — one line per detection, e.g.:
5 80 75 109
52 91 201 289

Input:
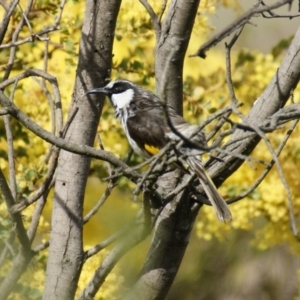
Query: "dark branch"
191 0 295 58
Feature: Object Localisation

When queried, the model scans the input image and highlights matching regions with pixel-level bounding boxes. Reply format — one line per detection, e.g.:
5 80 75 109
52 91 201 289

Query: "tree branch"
78 211 152 300
227 118 299 204
207 23 300 200
0 170 34 299
0 0 19 45
0 91 141 181
191 0 296 58
43 0 122 299
155 0 201 114
139 0 161 37
224 20 298 235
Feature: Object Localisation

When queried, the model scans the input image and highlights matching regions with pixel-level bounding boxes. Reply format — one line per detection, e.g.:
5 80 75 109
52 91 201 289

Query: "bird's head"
86 80 135 110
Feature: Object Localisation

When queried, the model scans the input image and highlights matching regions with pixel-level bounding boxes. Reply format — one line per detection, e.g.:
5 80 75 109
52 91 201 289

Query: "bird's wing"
166 107 207 150
126 102 168 156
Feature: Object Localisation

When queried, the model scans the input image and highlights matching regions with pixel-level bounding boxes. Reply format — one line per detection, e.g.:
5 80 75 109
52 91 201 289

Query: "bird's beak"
85 87 110 96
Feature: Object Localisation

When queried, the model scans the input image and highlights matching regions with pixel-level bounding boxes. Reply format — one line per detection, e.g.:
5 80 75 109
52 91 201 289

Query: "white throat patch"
111 89 134 110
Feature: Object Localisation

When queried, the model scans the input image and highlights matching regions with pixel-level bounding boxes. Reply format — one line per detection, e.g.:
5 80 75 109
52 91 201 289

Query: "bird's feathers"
186 157 232 221
88 80 232 221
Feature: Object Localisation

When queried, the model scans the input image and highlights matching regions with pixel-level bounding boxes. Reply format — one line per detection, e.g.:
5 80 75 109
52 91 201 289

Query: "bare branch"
139 0 161 37
84 226 131 259
206 109 233 141
0 90 142 181
133 143 173 197
122 181 199 300
10 149 58 214
4 115 17 200
227 118 299 204
0 232 15 269
261 103 300 130
83 180 116 224
0 170 34 299
59 107 79 138
77 214 152 300
155 0 201 113
0 0 10 11
260 0 300 18
0 249 34 299
224 21 298 235
0 0 67 49
27 194 48 243
0 0 19 45
191 0 296 58
158 0 168 22
0 170 31 250
33 241 49 252
2 0 34 80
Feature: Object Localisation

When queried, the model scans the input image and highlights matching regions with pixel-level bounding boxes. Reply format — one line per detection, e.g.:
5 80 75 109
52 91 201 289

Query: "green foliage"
0 205 11 241
272 36 294 58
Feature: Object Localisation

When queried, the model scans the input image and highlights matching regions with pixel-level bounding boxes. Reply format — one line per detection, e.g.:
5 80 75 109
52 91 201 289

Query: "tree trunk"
124 11 300 300
43 1 121 299
155 0 201 115
123 1 202 298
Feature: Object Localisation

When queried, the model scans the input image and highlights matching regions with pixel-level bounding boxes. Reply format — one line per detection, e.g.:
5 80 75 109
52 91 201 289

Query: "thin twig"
4 114 17 200
0 232 15 268
96 133 112 175
59 107 79 137
0 0 67 49
33 241 49 252
215 147 270 167
2 0 34 80
206 110 232 142
139 0 161 37
10 149 58 214
260 0 300 18
158 0 168 22
77 212 151 300
227 118 299 204
84 227 129 260
27 194 48 243
133 143 173 197
0 90 142 180
0 0 19 45
225 26 298 236
191 0 294 58
17 2 33 33
83 180 116 224
0 169 31 251
10 98 78 214
26 154 58 243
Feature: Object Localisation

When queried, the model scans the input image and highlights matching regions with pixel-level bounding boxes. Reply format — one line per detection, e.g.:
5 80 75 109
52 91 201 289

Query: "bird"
86 79 232 221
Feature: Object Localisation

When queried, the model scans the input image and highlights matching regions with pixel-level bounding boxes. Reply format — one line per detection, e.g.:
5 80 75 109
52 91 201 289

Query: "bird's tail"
186 157 232 222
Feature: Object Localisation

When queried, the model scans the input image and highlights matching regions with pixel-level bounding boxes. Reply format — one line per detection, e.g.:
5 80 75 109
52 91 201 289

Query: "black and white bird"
86 80 232 221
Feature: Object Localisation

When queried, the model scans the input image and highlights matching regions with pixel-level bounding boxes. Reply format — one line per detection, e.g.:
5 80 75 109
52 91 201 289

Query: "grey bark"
122 1 203 298
122 173 199 300
123 14 300 300
155 0 201 115
209 23 300 185
0 170 33 300
122 1 206 299
42 1 121 299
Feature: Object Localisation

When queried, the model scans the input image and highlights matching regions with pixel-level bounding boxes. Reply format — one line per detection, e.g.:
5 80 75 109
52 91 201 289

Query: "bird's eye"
112 85 125 94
